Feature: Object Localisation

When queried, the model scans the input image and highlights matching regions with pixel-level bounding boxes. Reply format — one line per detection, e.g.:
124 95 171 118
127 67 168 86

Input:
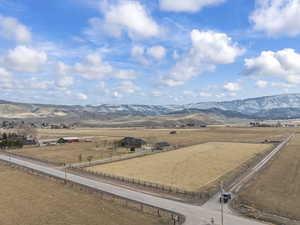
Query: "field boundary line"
0 156 185 225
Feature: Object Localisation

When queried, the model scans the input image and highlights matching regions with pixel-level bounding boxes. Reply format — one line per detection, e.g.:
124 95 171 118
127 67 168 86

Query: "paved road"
0 135 292 225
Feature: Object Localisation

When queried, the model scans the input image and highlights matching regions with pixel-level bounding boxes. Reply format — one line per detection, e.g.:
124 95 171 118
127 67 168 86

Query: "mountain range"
2 94 300 123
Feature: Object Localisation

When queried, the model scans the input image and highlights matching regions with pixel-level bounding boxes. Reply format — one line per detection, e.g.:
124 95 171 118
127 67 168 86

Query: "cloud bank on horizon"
0 0 300 105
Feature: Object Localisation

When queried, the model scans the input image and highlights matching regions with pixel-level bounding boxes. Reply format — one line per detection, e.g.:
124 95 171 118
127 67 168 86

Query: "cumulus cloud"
77 93 88 101
223 82 240 92
199 91 212 97
250 0 300 36
147 45 166 60
117 81 139 94
114 70 137 80
87 1 160 39
256 80 268 88
162 30 245 86
74 52 113 80
0 15 32 43
2 46 47 73
131 45 148 64
74 52 137 81
160 0 226 12
0 67 14 88
55 62 74 89
244 48 300 84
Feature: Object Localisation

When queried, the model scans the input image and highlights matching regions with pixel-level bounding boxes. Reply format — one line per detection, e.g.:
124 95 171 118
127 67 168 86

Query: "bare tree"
16 123 38 138
87 155 93 166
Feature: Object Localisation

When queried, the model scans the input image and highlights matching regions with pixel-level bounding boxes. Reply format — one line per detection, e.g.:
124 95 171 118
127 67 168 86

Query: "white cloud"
114 70 137 80
2 46 47 73
77 93 88 100
74 52 113 80
117 81 139 94
55 62 74 89
0 15 32 43
199 91 212 97
74 52 137 81
0 67 13 88
147 45 166 60
244 48 300 84
250 0 300 37
131 45 148 65
112 91 123 98
223 82 240 92
162 30 245 86
151 90 162 97
22 77 54 90
256 80 268 88
160 0 226 12
99 0 160 38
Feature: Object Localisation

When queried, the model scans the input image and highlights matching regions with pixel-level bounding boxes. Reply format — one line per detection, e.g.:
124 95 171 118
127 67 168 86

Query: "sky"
1 0 300 105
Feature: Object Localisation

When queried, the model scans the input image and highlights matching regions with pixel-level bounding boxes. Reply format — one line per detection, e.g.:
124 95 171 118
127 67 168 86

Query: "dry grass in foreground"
88 142 272 192
237 134 300 221
0 163 167 225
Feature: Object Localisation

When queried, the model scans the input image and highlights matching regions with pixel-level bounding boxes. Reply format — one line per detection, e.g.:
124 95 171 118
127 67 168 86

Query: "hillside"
1 94 300 122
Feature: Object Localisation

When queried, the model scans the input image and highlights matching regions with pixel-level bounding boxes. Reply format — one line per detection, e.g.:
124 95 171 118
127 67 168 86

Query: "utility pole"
220 181 224 225
64 162 67 184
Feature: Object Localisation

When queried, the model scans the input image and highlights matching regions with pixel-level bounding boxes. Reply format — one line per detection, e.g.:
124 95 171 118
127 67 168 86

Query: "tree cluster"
0 132 24 150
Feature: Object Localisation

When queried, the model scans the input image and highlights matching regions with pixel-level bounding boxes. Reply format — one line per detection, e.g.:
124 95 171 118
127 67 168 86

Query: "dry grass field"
0 163 167 225
37 127 292 145
88 142 272 192
237 134 300 221
13 141 132 164
11 127 293 164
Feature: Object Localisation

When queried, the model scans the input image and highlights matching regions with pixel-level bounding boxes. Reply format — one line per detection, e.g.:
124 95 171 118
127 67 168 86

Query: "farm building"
57 137 80 144
119 137 146 149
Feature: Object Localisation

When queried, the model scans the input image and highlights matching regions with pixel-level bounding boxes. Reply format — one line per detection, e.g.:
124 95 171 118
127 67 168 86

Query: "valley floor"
0 163 168 225
236 133 300 222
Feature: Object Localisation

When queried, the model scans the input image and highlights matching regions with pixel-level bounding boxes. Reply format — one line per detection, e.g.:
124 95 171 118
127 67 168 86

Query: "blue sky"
1 0 300 105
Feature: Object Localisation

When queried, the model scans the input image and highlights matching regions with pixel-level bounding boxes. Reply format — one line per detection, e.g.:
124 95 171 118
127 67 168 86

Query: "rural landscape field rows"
88 142 272 191
11 127 291 165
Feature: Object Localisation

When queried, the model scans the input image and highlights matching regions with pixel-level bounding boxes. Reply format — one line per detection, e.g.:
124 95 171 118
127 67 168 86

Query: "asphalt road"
0 135 292 225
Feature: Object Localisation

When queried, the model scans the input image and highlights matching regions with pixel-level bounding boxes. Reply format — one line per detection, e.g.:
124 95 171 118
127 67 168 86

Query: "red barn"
58 137 80 144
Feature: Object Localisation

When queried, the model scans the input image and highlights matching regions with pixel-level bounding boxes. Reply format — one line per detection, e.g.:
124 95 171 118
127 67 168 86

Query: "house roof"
62 137 79 140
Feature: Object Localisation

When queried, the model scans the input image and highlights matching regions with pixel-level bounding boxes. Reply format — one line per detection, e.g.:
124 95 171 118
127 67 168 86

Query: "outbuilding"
57 137 80 144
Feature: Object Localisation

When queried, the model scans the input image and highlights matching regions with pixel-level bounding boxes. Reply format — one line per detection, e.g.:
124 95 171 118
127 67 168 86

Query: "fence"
0 159 185 225
71 142 282 202
3 151 64 166
71 167 215 202
72 144 185 169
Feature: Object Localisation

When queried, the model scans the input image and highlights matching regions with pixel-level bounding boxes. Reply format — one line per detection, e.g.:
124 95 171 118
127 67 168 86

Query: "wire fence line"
2 151 64 166
71 167 216 200
71 143 280 202
70 145 184 169
0 159 185 225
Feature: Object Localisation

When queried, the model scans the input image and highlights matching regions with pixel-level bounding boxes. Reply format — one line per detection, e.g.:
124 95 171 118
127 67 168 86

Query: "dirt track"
237 134 300 222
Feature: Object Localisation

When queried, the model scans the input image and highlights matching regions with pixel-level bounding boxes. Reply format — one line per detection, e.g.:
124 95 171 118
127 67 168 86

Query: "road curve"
0 136 292 225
